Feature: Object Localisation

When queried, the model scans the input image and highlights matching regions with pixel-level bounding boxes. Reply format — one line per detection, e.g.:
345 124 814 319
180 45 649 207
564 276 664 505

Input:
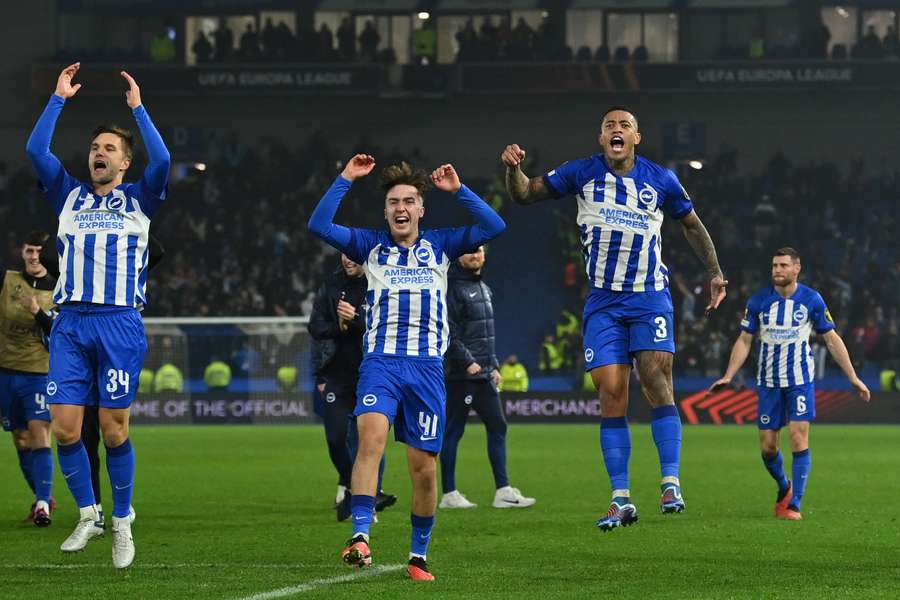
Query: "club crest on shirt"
414 245 433 264
107 196 126 212
792 305 808 324
638 183 658 210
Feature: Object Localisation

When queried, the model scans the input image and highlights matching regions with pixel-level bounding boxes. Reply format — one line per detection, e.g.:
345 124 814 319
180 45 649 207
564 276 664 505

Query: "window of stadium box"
566 1 678 64
316 0 418 65
433 0 545 64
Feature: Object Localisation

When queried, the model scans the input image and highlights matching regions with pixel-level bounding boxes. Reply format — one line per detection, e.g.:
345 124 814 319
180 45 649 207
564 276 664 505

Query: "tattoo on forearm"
505 168 530 203
684 218 723 277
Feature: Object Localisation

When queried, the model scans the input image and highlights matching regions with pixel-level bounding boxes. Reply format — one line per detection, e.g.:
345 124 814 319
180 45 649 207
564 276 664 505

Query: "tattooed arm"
679 210 728 314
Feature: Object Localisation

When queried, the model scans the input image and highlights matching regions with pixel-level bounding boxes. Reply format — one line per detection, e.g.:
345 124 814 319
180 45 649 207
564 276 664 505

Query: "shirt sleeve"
434 184 507 260
810 293 837 334
740 296 759 333
25 95 78 215
542 158 584 199
132 104 171 216
659 168 694 220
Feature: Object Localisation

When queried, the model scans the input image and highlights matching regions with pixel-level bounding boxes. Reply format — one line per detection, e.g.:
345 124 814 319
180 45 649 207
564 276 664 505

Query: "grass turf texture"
1 424 898 599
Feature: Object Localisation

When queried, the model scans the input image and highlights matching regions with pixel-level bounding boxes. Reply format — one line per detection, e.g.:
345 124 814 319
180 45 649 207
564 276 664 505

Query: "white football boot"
60 505 104 552
111 516 135 569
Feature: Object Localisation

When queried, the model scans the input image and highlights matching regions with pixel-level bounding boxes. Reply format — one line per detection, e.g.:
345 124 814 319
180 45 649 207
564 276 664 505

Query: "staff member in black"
440 246 536 509
308 254 395 520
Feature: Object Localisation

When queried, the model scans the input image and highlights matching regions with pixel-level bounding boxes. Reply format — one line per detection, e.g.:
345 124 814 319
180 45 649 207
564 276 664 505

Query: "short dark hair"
601 106 639 130
22 230 50 247
91 125 134 160
773 246 801 263
380 161 431 199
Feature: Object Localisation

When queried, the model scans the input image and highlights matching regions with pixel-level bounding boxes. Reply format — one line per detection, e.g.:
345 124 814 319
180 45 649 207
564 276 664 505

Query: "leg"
81 404 103 505
788 421 811 510
349 412 389 537
28 419 54 502
322 386 353 489
11 429 35 494
98 407 134 519
593 364 632 497
407 445 438 581
51 403 96 509
474 382 509 490
439 380 469 495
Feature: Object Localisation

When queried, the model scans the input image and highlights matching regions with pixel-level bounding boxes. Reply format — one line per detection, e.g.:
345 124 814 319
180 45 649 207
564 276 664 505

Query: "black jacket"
307 266 367 383
444 262 499 381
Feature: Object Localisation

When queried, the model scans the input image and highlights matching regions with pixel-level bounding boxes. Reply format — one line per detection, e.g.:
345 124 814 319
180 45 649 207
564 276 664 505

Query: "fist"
431 164 461 193
341 154 376 182
466 362 482 376
501 144 526 168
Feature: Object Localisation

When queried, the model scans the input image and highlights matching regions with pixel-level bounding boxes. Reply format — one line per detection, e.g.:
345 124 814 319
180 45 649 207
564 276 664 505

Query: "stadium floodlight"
688 160 704 170
417 11 430 20
194 162 207 171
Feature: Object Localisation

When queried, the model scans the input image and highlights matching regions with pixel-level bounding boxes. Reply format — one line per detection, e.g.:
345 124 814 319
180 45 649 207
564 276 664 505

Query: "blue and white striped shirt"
26 95 170 309
741 284 836 388
308 176 506 360
544 154 693 292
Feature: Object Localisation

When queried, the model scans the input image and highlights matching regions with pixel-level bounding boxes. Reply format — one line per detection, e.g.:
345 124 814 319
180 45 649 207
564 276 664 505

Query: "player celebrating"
26 63 171 568
710 247 870 520
0 231 58 526
501 107 727 530
308 156 505 580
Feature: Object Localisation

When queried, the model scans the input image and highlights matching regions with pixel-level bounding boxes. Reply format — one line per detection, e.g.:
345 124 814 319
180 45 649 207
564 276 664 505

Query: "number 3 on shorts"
653 316 668 341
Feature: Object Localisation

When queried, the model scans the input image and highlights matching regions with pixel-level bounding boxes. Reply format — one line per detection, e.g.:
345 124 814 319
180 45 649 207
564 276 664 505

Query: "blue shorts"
0 370 50 431
757 383 816 430
355 355 446 453
47 304 147 409
582 288 675 370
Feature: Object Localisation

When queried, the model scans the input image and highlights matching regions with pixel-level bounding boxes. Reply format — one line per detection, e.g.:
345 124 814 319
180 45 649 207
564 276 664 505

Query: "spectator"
337 17 356 61
358 21 380 62
192 31 213 63
239 23 260 61
213 19 234 61
884 25 900 59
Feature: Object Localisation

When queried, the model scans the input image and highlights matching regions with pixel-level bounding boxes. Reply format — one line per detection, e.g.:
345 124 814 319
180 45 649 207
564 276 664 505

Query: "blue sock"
487 430 509 489
600 417 631 496
651 405 682 480
105 439 135 518
410 513 435 558
351 494 376 537
762 451 789 491
17 449 35 493
790 449 811 509
57 441 96 508
31 447 54 503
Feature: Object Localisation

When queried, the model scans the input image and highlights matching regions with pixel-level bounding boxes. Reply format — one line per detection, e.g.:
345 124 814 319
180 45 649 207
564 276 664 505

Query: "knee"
410 459 436 486
52 421 81 445
789 430 808 451
101 423 129 448
760 440 779 456
486 418 507 438
12 430 30 451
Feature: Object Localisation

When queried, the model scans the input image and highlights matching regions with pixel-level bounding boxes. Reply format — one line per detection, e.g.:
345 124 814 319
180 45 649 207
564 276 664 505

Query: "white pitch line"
235 564 405 600
1 563 309 570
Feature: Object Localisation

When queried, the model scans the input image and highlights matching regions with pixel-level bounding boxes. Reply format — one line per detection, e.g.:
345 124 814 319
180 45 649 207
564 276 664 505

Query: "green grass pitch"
1 424 898 599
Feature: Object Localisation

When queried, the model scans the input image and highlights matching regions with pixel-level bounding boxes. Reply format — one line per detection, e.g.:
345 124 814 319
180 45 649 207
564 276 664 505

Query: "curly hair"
380 161 431 199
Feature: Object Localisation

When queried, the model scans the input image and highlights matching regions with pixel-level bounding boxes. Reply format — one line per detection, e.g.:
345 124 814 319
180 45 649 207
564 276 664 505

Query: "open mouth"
610 136 625 151
394 215 410 226
93 160 108 174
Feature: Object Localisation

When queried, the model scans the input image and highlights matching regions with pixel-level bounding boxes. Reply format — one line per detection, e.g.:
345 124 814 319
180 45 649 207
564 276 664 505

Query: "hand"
336 299 357 322
121 71 142 108
431 164 461 193
55 62 82 99
341 154 376 181
851 378 871 402
19 294 40 315
500 144 526 168
491 369 502 387
466 362 482 376
317 383 326 394
707 377 731 395
705 274 728 316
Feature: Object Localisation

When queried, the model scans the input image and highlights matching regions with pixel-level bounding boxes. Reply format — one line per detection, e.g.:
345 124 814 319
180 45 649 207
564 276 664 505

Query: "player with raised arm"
0 231 58 526
710 247 870 520
26 63 171 568
308 155 505 580
501 107 727 530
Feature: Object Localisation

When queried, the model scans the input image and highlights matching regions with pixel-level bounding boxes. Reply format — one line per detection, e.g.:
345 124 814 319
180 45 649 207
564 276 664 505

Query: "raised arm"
821 330 871 401
308 154 375 252
708 331 754 393
26 63 82 192
679 210 728 314
500 144 554 205
122 71 171 197
431 164 506 243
